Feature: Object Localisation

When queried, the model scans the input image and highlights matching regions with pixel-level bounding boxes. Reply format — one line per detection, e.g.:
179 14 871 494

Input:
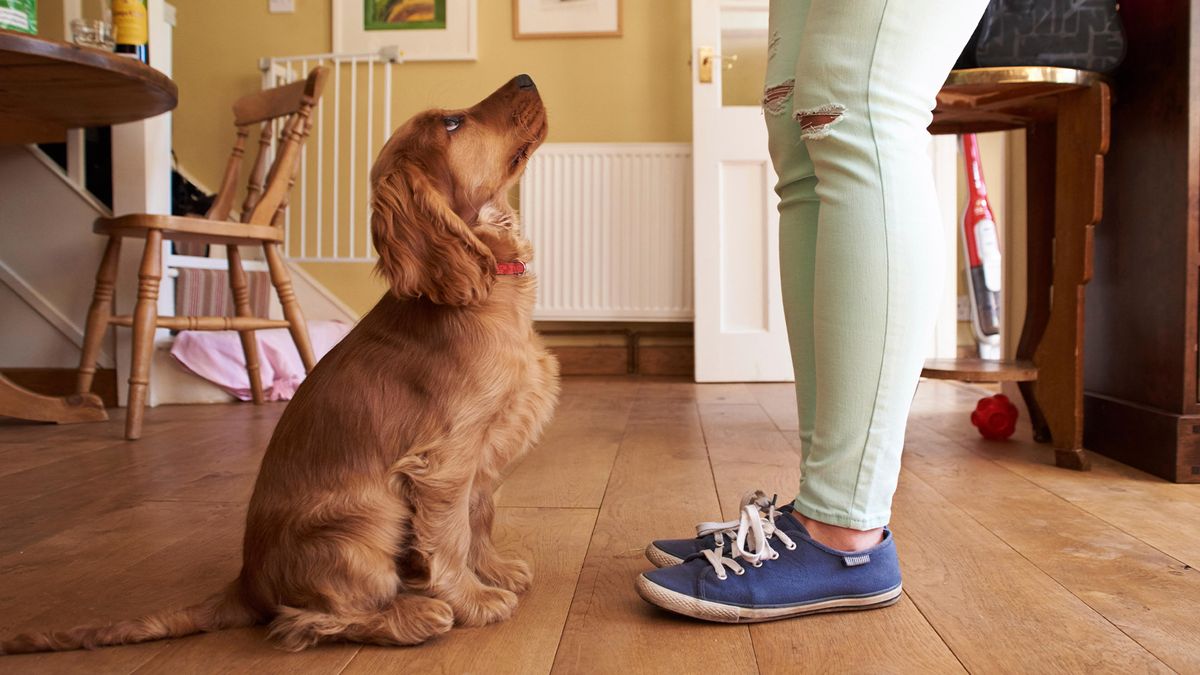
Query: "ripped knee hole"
763 79 794 115
767 31 782 58
799 114 840 129
795 104 846 139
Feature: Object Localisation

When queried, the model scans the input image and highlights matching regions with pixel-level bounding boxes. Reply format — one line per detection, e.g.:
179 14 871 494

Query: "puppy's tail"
0 581 255 655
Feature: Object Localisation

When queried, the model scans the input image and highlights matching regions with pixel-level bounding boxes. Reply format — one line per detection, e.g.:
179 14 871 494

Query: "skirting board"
1083 392 1200 483
549 345 693 377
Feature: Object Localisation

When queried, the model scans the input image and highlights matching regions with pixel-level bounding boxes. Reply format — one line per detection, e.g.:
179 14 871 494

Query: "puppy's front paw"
451 585 519 627
400 595 455 644
478 556 533 594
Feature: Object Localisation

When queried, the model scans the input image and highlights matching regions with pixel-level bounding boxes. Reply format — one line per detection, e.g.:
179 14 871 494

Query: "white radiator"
520 143 693 321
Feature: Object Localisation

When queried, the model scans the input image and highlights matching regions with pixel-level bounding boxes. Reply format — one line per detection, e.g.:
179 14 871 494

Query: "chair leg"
126 230 162 440
263 242 316 372
78 236 122 395
227 245 265 404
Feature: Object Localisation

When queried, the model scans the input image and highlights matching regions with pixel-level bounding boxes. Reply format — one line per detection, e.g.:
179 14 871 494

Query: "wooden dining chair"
77 66 329 440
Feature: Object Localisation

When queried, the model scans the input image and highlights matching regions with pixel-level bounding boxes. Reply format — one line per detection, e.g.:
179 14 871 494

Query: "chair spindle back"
205 66 328 228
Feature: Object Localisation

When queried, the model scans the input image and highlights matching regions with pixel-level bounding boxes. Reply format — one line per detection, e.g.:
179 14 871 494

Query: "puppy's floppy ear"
371 163 496 305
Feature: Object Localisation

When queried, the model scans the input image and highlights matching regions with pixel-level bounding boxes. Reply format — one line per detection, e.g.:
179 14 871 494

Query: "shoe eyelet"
752 561 762 568
717 573 727 581
786 543 797 550
771 553 780 560
734 568 745 576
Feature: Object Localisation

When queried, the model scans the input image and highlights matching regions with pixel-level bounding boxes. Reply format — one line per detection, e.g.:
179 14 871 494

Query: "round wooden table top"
0 29 178 144
932 66 1106 135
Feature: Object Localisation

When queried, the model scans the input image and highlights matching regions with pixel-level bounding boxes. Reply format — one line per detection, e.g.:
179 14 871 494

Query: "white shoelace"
693 490 775 547
694 492 797 581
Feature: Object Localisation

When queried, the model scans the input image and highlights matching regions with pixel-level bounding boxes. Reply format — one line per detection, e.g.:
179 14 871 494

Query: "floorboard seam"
3 436 178 509
0 437 130 477
334 646 364 674
906 420 1196 671
901 590 972 674
487 505 605 511
696 399 726 520
697 398 763 673
900 469 1172 669
118 642 172 674
544 397 636 674
911 418 1200 570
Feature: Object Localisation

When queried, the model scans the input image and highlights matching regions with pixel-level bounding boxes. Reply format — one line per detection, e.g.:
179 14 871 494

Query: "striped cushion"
174 268 270 319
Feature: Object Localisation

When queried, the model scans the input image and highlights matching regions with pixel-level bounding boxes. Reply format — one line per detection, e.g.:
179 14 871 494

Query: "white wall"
0 147 113 370
0 284 85 368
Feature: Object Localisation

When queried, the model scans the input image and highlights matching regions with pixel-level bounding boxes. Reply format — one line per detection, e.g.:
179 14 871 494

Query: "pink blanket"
170 320 351 401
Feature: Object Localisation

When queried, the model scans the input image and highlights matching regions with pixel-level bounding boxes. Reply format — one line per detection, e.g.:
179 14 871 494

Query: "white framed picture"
512 0 622 40
333 0 477 61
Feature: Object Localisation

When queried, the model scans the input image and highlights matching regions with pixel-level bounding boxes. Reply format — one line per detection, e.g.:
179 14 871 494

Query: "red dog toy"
971 394 1019 440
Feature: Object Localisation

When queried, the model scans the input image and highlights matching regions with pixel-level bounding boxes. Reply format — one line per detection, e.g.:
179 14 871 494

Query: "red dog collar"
496 260 526 276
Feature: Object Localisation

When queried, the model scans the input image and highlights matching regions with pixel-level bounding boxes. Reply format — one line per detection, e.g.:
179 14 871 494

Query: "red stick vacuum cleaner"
960 134 1002 360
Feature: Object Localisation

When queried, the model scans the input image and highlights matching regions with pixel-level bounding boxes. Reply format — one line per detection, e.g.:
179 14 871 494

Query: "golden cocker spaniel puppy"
2 74 558 654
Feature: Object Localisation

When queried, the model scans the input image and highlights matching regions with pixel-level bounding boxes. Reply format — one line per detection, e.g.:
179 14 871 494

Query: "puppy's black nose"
516 74 536 90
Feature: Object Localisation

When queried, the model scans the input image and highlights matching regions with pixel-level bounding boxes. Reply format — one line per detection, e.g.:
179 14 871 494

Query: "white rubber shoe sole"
635 575 903 623
644 544 685 568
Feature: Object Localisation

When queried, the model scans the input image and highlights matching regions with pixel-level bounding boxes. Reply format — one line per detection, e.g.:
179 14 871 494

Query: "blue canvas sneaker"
646 491 794 567
636 505 902 623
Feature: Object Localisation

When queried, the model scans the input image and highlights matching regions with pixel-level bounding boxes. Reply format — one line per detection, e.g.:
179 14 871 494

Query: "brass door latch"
697 46 738 84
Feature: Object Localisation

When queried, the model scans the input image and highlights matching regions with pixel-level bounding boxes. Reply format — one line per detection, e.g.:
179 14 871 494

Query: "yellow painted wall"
171 0 693 315
36 2 64 40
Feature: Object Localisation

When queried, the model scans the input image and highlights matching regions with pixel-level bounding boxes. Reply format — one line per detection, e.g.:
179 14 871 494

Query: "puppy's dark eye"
443 116 463 133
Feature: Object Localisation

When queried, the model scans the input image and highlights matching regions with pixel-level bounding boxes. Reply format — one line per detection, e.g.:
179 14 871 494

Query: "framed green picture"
0 0 38 35
363 0 446 32
334 0 475 61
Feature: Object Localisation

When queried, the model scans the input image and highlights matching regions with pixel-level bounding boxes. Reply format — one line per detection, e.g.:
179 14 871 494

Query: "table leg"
1017 120 1056 447
0 374 107 423
1033 81 1111 470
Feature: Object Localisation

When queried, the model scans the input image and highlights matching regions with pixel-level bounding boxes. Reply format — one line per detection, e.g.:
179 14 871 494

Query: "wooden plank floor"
2 377 1199 674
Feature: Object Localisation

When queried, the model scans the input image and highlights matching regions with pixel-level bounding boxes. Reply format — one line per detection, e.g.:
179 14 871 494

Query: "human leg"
790 0 987 531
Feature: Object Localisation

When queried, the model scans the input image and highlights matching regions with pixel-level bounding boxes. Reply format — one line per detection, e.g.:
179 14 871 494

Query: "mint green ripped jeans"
766 0 986 529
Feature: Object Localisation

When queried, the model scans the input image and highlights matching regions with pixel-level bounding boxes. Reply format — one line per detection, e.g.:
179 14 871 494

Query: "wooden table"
925 66 1110 471
0 29 178 423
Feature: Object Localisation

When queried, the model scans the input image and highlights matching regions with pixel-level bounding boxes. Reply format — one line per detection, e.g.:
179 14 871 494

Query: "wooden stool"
924 66 1111 471
77 67 329 440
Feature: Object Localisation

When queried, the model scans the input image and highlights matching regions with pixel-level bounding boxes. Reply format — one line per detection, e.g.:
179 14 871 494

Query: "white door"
691 0 793 382
691 0 961 381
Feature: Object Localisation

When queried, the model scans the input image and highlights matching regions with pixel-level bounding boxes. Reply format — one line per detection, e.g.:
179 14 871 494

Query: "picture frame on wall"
333 0 477 61
512 0 622 40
